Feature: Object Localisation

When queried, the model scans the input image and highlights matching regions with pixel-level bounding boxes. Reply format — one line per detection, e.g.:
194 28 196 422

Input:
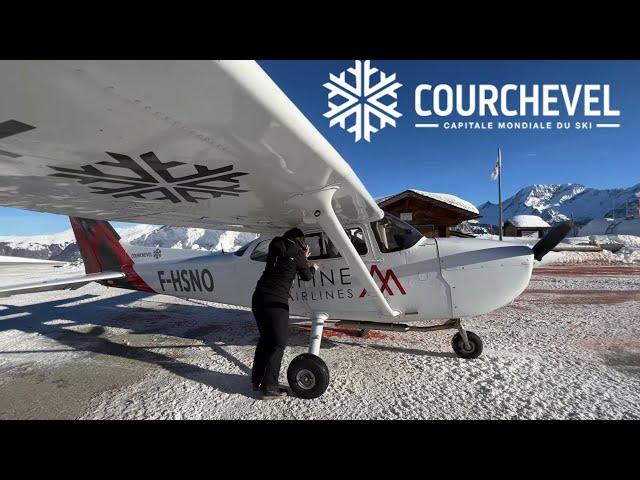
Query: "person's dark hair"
283 227 305 240
283 227 306 249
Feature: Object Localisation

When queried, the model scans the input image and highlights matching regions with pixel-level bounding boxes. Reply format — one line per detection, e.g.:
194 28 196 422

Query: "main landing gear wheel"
287 353 330 399
451 331 483 359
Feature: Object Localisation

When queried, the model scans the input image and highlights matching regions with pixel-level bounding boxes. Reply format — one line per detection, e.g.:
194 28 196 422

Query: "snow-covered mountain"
478 183 640 226
127 226 258 252
0 224 258 262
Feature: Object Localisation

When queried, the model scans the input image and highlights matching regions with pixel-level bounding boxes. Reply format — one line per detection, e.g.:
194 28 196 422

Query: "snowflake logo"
323 60 402 143
153 248 162 259
48 151 249 204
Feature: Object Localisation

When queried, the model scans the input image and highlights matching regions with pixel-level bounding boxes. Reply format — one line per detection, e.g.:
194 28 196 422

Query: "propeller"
531 220 574 261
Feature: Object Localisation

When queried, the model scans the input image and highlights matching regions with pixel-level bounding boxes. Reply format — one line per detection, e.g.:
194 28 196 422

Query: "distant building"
503 215 550 238
579 217 640 236
377 189 480 238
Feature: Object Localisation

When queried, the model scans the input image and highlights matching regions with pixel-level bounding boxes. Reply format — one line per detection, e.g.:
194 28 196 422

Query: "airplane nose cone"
436 238 533 317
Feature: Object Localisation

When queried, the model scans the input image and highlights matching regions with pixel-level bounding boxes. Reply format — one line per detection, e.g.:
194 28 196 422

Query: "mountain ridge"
478 182 640 226
0 225 258 262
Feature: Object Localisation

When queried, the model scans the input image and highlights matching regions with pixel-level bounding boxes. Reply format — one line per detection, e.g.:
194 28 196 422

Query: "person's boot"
260 385 288 400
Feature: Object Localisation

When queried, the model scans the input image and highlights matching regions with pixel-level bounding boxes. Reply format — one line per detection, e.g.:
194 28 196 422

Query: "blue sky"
1 60 639 236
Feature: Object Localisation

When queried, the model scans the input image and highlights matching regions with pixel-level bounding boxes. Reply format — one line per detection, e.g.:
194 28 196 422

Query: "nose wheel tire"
287 353 330 399
452 331 483 359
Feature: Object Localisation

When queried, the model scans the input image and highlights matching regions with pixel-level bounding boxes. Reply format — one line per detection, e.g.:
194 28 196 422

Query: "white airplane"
0 61 570 399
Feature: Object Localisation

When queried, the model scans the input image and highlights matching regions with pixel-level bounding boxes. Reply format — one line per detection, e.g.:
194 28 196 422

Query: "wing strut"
287 187 400 318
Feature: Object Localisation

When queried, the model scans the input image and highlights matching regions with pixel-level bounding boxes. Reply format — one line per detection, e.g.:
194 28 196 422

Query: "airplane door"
290 227 375 318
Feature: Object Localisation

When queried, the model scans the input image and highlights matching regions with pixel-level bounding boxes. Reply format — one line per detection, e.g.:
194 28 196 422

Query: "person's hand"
310 263 320 272
304 245 311 258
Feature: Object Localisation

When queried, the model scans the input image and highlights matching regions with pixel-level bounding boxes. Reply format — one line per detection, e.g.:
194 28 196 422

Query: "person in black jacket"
251 227 319 399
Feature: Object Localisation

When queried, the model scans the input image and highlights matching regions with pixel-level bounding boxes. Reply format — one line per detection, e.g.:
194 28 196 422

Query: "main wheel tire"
287 353 330 399
451 331 483 359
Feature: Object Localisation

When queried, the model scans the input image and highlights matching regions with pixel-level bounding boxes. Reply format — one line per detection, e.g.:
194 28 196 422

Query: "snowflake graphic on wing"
48 152 249 204
323 60 402 142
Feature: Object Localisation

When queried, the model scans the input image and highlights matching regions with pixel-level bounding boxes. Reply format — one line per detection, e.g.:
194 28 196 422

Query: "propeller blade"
531 220 574 261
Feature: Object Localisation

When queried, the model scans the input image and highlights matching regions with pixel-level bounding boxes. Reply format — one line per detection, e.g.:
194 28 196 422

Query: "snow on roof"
507 215 550 228
375 194 393 203
377 189 480 215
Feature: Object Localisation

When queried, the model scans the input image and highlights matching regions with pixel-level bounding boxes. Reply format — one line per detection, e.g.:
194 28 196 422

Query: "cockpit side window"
371 214 423 253
306 228 368 260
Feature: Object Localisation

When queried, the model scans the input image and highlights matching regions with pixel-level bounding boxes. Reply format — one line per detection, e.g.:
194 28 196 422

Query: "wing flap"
0 271 125 298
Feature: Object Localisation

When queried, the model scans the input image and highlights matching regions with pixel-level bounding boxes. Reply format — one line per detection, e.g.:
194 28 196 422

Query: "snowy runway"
0 264 639 419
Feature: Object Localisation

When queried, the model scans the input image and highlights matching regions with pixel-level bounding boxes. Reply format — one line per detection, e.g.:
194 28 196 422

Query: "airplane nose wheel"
451 330 483 359
287 353 329 399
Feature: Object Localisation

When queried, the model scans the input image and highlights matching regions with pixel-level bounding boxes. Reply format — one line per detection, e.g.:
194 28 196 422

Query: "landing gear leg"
287 313 330 399
451 318 483 359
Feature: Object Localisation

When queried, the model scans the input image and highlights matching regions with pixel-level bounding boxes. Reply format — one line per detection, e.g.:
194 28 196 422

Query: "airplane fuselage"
120 225 534 324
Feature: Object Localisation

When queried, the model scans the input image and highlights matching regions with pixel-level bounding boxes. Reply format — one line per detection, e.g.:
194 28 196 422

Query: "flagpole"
498 148 503 241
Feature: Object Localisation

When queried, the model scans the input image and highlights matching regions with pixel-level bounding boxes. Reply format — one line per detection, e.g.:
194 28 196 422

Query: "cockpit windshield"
371 213 424 253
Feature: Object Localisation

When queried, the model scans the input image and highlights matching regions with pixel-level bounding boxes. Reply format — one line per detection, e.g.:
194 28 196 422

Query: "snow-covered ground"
0 263 639 419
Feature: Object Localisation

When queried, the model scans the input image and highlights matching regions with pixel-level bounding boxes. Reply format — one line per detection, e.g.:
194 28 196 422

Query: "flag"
491 148 502 181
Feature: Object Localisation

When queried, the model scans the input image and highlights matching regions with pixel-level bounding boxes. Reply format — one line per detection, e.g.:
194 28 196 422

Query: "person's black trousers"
251 292 290 390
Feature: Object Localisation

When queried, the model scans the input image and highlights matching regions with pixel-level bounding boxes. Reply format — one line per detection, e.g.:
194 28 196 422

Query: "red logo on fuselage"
359 265 406 297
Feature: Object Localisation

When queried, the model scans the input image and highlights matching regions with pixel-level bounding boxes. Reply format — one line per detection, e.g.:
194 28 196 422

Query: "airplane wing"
0 61 398 316
0 255 67 265
0 271 125 298
0 61 382 233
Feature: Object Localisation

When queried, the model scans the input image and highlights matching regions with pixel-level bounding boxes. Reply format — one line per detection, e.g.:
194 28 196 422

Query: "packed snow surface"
0 263 639 419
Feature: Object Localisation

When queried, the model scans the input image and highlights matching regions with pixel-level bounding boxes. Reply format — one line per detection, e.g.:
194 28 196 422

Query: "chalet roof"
506 215 550 228
376 189 480 215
